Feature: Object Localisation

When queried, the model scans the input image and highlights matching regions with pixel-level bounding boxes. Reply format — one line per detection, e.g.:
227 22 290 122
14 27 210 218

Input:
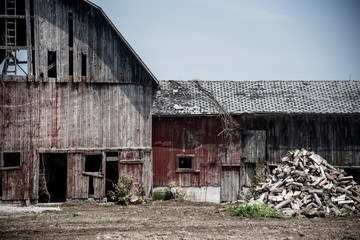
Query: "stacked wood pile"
253 149 360 217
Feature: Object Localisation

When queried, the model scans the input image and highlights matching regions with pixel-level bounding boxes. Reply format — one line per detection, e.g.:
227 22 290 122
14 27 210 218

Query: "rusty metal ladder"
4 0 17 75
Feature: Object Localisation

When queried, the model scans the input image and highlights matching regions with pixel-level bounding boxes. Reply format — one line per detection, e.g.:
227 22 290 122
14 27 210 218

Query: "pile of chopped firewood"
252 149 360 217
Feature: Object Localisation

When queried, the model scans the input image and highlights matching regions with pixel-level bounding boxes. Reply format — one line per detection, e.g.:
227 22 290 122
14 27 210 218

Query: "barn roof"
152 80 360 116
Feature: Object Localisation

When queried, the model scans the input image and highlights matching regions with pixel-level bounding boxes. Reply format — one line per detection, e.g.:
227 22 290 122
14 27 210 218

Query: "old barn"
0 0 158 203
152 80 360 202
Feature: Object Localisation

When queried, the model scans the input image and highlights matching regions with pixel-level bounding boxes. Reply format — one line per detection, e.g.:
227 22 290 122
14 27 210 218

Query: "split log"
275 199 291 210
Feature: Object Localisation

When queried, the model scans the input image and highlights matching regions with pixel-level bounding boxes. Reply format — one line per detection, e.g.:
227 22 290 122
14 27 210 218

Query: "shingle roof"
152 80 360 116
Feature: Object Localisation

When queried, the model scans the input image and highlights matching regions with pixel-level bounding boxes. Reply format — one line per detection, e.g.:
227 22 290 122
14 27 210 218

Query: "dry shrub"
108 173 145 205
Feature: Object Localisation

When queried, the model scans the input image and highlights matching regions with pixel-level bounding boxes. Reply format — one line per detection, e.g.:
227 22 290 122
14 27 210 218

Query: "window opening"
1 1 32 76
81 53 86 77
178 157 192 169
1 50 28 75
48 50 56 78
3 152 21 167
85 155 102 172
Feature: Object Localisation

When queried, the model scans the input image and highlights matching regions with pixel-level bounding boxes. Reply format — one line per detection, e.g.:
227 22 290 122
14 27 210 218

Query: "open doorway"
105 152 118 201
39 153 67 202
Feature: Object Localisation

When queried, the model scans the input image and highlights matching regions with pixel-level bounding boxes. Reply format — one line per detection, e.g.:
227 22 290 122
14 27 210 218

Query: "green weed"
96 219 112 224
230 203 283 218
71 212 81 217
31 215 38 221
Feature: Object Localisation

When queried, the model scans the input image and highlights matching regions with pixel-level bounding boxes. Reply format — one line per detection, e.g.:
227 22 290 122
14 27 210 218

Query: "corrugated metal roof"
152 80 360 115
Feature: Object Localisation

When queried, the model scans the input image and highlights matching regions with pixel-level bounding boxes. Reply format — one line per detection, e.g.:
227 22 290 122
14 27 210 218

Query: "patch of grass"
71 212 82 217
184 208 201 216
152 190 169 201
96 219 112 224
205 211 218 217
31 215 38 221
230 203 283 218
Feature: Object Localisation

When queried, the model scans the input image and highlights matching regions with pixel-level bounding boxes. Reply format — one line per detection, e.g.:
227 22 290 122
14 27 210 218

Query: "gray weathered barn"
0 0 157 203
152 80 360 202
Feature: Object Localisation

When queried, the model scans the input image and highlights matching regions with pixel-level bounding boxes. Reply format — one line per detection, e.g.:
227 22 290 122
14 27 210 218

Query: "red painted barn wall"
152 116 242 187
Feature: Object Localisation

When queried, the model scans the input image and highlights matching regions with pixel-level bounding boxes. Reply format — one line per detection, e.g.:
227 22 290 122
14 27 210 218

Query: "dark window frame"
1 152 21 170
84 154 103 173
176 154 197 173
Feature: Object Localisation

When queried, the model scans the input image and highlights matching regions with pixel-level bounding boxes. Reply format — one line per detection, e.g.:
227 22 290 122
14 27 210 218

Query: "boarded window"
178 157 193 169
85 155 102 172
3 152 21 167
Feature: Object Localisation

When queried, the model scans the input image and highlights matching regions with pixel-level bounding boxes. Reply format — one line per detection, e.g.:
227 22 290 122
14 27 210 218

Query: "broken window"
3 152 21 167
178 156 193 169
0 0 32 76
1 50 29 75
48 50 57 78
85 155 102 172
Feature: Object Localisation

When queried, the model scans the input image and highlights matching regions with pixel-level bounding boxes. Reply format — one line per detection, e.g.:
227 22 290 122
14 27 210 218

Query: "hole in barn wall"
85 155 102 172
88 175 94 197
47 50 57 78
3 152 21 167
38 153 67 203
81 53 86 77
343 168 360 184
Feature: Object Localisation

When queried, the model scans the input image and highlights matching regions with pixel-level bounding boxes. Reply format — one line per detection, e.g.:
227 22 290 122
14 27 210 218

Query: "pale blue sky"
91 0 360 81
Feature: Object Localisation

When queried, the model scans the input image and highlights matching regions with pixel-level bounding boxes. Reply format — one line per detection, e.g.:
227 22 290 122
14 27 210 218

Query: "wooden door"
220 166 240 202
241 130 266 163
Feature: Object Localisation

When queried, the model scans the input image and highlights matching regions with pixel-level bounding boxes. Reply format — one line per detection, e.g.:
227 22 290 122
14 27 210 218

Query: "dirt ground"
0 200 360 240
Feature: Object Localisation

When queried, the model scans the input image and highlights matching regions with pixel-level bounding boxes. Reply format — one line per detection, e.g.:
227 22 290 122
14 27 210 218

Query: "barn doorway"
220 166 240 202
105 152 118 201
39 153 67 202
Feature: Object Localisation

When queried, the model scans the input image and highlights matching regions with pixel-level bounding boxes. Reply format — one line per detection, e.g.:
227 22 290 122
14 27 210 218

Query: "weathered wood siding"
1 0 157 201
240 114 360 167
152 116 241 188
33 0 154 84
1 80 154 200
153 114 360 192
